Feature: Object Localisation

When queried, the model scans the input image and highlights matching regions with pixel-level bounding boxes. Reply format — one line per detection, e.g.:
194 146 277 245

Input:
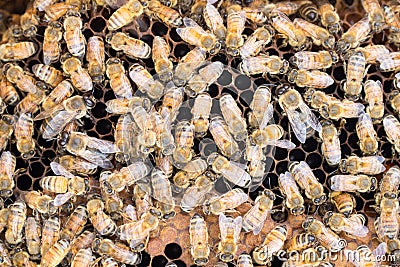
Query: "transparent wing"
266 139 296 149
219 213 229 240
299 102 322 132
78 149 114 169
86 136 120 153
1 152 14 177
233 216 243 241
183 17 202 28
341 224 369 237
34 103 65 120
53 192 74 207
259 103 274 130
286 109 307 143
330 175 359 191
220 162 251 187
50 162 74 178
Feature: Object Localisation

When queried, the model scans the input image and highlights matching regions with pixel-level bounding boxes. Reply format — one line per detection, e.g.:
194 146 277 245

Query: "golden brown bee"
383 115 400 153
87 36 105 83
15 113 35 159
151 168 175 219
20 4 39 38
41 217 60 256
288 69 334 88
376 166 400 205
298 1 319 23
252 225 287 265
133 183 152 218
242 6 267 25
42 80 73 111
239 55 289 76
189 213 210 266
63 11 85 58
289 161 326 205
315 0 341 34
172 120 194 167
191 93 212 137
5 64 40 94
107 32 151 59
176 17 220 55
16 90 45 115
358 44 390 64
5 200 26 245
32 64 63 88
330 191 356 217
41 239 70 267
220 94 247 141
319 120 341 166
336 17 371 54
242 189 275 234
239 26 274 58
217 213 242 262
23 190 56 215
129 64 164 100
279 171 304 215
249 124 295 149
383 4 400 31
60 205 88 241
43 21 63 65
330 174 377 193
390 89 400 114
12 250 37 267
71 248 94 267
107 0 143 31
0 77 19 106
343 51 367 101
324 212 368 237
173 157 207 188
92 238 140 265
302 217 347 252
203 188 248 215
225 4 246 56
152 36 173 82
101 256 119 267
248 85 272 129
290 50 338 70
25 217 41 257
286 232 317 252
0 115 15 155
356 113 378 155
203 1 225 40
0 151 16 198
245 140 266 181
147 0 183 27
70 230 96 255
61 55 93 93
87 198 117 236
293 18 335 50
361 0 385 33
320 99 365 121
173 47 206 86
236 254 253 267
0 41 37 62
180 175 213 213
131 105 156 154
186 61 224 97
303 88 337 110
152 111 175 156
105 97 150 115
375 195 399 241
44 2 76 21
339 155 385 175
114 114 135 162
209 116 240 159
106 58 133 99
58 155 97 176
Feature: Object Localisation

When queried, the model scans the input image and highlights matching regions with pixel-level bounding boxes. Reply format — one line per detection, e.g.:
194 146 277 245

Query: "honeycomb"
0 0 399 266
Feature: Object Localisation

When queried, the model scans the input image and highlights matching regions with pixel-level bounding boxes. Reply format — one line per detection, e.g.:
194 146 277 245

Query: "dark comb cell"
90 17 106 32
152 256 168 267
164 243 182 259
17 174 32 190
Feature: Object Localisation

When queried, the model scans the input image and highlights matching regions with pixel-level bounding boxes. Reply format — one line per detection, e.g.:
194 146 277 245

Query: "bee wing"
358 113 376 136
330 175 359 191
370 155 385 163
183 17 202 28
273 12 297 41
379 59 400 72
204 2 224 30
123 204 138 222
53 192 74 207
220 162 251 188
373 242 387 260
233 216 243 241
341 224 369 237
78 149 114 169
34 103 65 120
50 162 75 178
218 213 229 239
286 109 307 143
1 152 14 177
86 136 120 153
299 102 322 132
259 103 274 130
266 139 296 149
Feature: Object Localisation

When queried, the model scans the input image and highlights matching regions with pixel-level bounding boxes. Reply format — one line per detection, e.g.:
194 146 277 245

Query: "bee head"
58 132 70 148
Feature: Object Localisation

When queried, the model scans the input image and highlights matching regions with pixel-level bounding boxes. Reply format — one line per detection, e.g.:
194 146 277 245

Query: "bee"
41 217 60 255
0 151 16 198
278 86 322 143
239 26 274 58
252 225 287 265
239 55 289 76
186 61 224 97
41 239 71 267
61 55 93 93
43 22 63 65
5 64 40 94
225 5 246 56
147 0 183 27
279 171 305 215
320 100 365 121
343 51 367 101
87 198 117 236
114 114 135 162
151 168 175 219
87 36 105 83
249 124 296 149
25 217 41 257
293 18 335 50
383 4 400 32
270 10 311 51
375 166 400 205
5 200 26 245
152 111 175 156
15 113 35 160
0 41 38 61
245 140 266 181
191 93 212 137
189 214 210 266
0 116 16 154
63 11 85 58
375 195 399 241
70 230 96 255
289 161 326 205
42 80 74 111
303 89 336 111
173 47 206 86
242 189 275 234
12 251 37 267
330 174 377 193
106 58 133 99
0 205 9 234
217 213 242 262
203 1 226 40
242 6 267 25
356 113 379 155
176 17 220 55
336 17 371 54
302 217 347 252
34 0 57 11
286 232 317 252
324 212 368 237
92 238 140 265
220 94 247 141
237 254 253 267
71 248 95 267
152 36 173 82
203 188 249 215
290 50 338 70
20 4 39 38
159 82 184 121
60 205 88 241
129 64 164 100
133 184 153 218
107 32 151 59
101 256 120 267
107 0 144 31
288 69 334 88
248 85 273 129
319 120 341 166
23 191 55 215
58 155 97 176
0 77 19 106
160 0 177 7
361 0 385 33
102 188 124 217
118 208 160 251
339 155 385 175
330 191 356 217
390 89 400 114
44 2 76 21
180 175 213 213
31 64 63 88
131 105 156 154
0 241 11 266
209 116 240 159
383 115 400 153
314 0 341 34
298 1 319 22
172 120 194 167
106 97 150 115
357 45 390 64
173 157 207 188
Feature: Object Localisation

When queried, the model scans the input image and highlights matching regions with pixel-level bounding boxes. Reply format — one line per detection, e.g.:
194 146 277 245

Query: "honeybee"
330 191 356 217
173 157 207 188
288 69 334 88
13 251 37 267
106 98 149 116
58 155 97 176
209 116 240 159
0 41 38 61
0 77 19 106
42 80 74 111
133 184 153 218
101 256 119 267
220 94 247 141
63 11 85 58
236 254 253 267
151 168 175 219
25 217 41 257
101 161 150 192
293 18 336 50
114 114 135 162
14 113 35 159
43 21 62 65
131 106 156 154
106 58 133 99
357 45 390 64
242 6 267 25
375 195 399 241
203 1 225 40
151 111 175 157
40 239 71 267
129 64 164 100
270 10 311 51
87 198 117 236
5 64 40 94
239 55 289 76
60 205 88 241
278 86 322 143
70 230 96 255
279 171 305 215
286 232 317 252
390 89 400 114
339 155 385 175
290 51 338 70
248 85 273 129
191 93 212 137
34 0 57 11
107 32 151 59
252 225 287 265
320 100 365 121
217 213 242 262
289 161 326 205
319 121 341 166
118 208 160 251
361 0 385 33
245 140 266 181
146 0 183 27
343 51 367 101
356 113 379 155
173 47 206 86
302 217 347 252
23 190 56 214
159 82 184 121
5 200 26 245
189 214 210 266
180 175 213 212
324 212 368 237
41 217 60 255
172 120 194 167
0 115 16 154
330 174 377 193
32 64 63 88
336 17 371 54
176 18 220 55
152 36 173 82
249 124 296 149
383 4 400 31
71 248 94 267
239 26 274 58
376 166 400 205
0 151 16 198
316 0 341 34
44 2 76 21
242 189 275 234
225 5 246 56
92 238 140 265
87 36 105 83
203 188 248 215
20 4 39 38
107 0 143 31
303 89 338 111
61 55 93 93
186 61 224 97
383 115 400 153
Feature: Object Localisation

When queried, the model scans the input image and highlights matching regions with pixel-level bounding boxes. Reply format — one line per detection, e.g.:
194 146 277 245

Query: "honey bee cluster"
1 0 400 266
